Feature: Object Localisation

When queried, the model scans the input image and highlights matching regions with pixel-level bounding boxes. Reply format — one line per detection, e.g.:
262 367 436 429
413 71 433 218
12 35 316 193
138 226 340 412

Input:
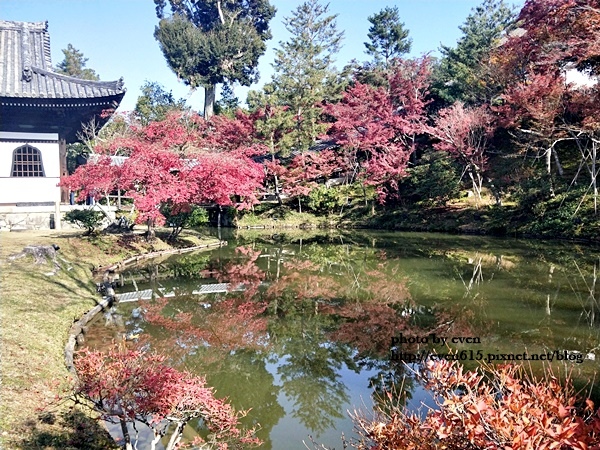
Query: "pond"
85 229 600 449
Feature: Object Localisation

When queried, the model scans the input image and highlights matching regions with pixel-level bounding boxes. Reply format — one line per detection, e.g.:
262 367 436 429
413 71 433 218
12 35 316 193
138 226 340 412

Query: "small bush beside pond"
352 359 600 450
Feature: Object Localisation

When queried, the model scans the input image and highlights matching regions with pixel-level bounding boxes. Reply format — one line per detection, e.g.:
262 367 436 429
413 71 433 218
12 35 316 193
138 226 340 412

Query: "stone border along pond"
64 240 227 380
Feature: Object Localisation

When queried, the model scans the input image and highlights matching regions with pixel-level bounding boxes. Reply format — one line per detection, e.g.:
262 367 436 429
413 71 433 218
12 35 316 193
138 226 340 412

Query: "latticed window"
11 145 45 177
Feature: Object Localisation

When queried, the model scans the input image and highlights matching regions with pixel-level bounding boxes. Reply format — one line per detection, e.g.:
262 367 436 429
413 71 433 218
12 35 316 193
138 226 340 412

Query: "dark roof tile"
0 20 125 100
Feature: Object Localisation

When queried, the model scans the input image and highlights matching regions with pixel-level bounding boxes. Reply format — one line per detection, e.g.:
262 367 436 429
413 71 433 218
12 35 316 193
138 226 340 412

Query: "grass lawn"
0 228 218 449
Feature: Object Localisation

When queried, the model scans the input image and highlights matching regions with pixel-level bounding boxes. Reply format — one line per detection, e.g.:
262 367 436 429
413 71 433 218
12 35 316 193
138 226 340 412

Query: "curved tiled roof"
0 20 125 100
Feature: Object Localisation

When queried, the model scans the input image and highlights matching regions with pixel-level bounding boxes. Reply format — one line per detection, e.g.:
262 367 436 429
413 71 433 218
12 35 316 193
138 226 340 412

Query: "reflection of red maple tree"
213 246 265 301
143 297 268 355
330 302 411 356
265 259 342 302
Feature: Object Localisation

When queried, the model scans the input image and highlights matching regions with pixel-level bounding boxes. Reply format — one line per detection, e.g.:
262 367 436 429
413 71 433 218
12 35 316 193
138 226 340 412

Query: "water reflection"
86 231 600 449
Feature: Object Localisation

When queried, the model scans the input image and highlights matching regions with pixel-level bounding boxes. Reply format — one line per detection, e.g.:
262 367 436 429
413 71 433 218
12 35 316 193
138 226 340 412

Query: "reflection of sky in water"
267 359 377 449
104 359 435 450
263 357 435 450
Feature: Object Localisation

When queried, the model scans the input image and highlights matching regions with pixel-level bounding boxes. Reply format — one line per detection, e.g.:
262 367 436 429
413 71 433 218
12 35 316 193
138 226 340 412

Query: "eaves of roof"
0 20 125 100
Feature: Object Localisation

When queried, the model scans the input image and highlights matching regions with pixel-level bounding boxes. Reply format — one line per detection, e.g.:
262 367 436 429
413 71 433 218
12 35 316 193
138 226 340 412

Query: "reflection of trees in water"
140 296 270 364
142 243 484 435
566 259 600 328
195 350 285 450
366 362 415 418
130 238 590 442
267 295 356 434
211 246 265 301
168 252 211 279
444 250 600 366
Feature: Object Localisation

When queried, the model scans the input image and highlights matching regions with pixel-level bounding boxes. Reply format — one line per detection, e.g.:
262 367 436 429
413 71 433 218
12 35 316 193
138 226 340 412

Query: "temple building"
0 20 125 230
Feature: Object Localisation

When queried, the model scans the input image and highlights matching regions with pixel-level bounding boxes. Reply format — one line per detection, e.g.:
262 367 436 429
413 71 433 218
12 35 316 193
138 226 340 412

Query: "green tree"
348 6 412 89
433 0 516 105
269 0 346 153
153 0 276 119
214 83 241 116
134 81 189 125
365 6 412 67
55 44 100 81
247 86 295 157
56 44 101 175
247 86 296 203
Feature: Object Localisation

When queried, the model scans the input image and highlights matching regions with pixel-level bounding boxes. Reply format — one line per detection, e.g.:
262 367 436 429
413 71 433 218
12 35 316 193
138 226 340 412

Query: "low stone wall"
0 208 56 231
64 294 114 378
0 204 118 231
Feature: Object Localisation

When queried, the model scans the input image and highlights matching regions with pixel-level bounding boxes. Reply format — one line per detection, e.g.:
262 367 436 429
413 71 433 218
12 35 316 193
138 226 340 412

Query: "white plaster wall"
0 132 61 204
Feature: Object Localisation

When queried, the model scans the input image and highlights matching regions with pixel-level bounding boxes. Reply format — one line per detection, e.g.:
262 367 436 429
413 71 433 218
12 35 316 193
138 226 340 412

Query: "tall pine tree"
433 0 516 106
365 6 412 67
56 44 100 81
153 0 275 119
268 0 346 153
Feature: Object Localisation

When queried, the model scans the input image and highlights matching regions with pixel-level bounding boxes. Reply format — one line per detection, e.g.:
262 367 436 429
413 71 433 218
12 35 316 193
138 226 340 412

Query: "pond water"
86 229 600 449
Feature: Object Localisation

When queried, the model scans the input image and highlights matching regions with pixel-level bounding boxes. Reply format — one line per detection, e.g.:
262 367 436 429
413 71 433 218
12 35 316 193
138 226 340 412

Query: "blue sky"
2 0 523 112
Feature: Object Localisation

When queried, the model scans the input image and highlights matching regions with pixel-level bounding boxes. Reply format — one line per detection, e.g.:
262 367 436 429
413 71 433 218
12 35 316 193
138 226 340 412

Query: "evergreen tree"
55 44 100 81
153 0 276 119
433 0 516 106
214 84 241 116
365 6 412 67
135 81 189 125
270 0 346 153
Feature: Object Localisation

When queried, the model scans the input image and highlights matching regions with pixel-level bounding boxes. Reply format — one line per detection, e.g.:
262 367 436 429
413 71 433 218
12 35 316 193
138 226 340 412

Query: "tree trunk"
165 421 185 450
592 140 598 215
146 220 156 241
552 148 564 176
119 417 133 450
150 431 163 450
468 169 483 204
204 84 216 120
272 153 282 205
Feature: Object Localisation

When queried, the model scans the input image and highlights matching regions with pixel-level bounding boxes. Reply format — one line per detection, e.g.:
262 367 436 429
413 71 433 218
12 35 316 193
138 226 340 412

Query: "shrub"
64 209 105 235
160 203 209 240
398 152 461 206
352 359 600 450
307 185 347 213
188 206 209 227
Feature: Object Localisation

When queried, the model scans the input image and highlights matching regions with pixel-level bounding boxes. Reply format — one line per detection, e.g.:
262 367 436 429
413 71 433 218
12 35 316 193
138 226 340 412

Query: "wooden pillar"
59 138 68 204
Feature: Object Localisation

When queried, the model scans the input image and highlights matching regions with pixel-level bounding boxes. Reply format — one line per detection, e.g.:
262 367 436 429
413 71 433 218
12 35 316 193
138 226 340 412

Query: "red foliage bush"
353 359 600 450
73 345 261 450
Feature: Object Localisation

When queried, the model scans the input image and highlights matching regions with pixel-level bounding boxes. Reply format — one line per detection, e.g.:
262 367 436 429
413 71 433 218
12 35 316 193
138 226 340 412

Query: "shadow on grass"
17 409 118 450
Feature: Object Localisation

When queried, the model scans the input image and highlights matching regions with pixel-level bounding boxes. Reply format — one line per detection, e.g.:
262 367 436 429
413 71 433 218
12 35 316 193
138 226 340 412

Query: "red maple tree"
60 113 265 237
353 359 600 450
325 56 432 202
427 102 496 202
73 346 261 450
